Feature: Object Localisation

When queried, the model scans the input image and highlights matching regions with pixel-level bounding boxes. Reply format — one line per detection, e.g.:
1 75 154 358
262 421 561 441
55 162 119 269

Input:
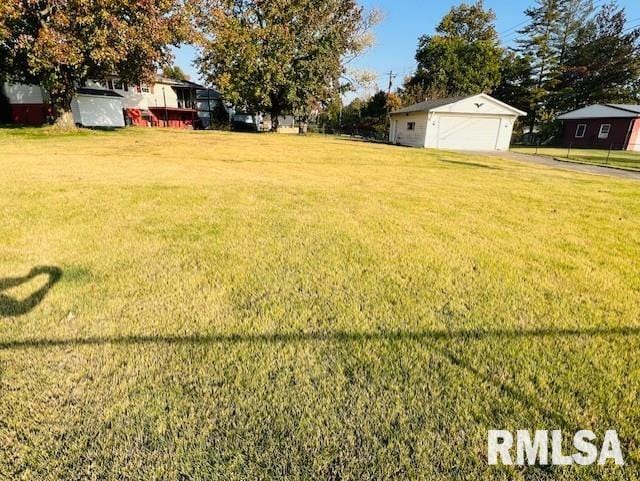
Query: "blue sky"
174 0 640 93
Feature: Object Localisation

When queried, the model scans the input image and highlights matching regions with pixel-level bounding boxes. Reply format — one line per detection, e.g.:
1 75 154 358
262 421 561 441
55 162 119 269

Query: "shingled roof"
391 95 471 115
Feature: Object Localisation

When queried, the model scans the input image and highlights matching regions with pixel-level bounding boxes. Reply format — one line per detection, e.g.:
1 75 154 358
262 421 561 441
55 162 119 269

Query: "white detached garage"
389 94 526 151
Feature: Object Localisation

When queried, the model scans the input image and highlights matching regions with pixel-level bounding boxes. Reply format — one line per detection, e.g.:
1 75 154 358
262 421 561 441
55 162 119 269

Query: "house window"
407 122 416 131
575 124 587 138
598 123 611 139
140 84 150 93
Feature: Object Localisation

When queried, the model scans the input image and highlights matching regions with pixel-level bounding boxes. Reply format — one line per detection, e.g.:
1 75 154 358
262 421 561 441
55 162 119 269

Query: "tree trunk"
52 111 76 130
49 90 77 131
270 113 280 132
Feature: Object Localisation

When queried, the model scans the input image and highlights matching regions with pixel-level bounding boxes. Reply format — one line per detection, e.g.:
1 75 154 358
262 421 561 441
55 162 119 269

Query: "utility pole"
384 70 397 140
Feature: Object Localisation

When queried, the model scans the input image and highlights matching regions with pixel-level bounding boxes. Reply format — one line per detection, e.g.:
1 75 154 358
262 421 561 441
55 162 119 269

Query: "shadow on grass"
0 123 34 130
3 323 635 465
439 158 501 170
0 266 62 317
1 325 637 350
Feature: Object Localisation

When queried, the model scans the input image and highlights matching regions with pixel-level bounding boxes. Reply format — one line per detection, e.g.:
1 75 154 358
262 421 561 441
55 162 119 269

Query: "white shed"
389 94 526 151
71 88 125 127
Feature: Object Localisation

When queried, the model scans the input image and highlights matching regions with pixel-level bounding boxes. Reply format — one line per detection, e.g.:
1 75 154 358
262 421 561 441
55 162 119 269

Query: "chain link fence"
514 142 640 171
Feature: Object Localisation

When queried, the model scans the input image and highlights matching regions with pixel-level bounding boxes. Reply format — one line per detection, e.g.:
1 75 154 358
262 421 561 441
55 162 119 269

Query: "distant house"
389 93 526 151
259 115 299 134
2 76 205 128
96 76 203 128
230 113 302 133
557 104 640 151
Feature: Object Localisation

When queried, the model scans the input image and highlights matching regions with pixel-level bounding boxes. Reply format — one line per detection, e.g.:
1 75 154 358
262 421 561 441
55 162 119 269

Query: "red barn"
557 104 640 151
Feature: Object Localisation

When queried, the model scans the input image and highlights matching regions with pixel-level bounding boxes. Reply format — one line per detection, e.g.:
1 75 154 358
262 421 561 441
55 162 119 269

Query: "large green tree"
408 1 503 97
0 0 191 127
556 3 640 110
493 51 535 120
196 0 377 131
555 0 594 65
516 0 562 132
516 0 595 130
163 65 191 81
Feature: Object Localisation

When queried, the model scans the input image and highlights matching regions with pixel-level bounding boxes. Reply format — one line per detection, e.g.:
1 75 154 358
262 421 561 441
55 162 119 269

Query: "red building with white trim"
557 104 640 151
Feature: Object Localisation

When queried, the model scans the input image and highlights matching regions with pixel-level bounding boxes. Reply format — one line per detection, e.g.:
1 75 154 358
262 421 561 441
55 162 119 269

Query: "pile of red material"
124 108 158 127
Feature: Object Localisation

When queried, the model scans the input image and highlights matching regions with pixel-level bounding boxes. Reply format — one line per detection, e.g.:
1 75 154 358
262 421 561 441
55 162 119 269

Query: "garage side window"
598 124 611 139
575 124 587 138
407 122 416 131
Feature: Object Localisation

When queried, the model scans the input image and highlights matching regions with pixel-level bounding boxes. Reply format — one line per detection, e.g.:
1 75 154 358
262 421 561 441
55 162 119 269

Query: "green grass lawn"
512 145 640 171
1 127 639 480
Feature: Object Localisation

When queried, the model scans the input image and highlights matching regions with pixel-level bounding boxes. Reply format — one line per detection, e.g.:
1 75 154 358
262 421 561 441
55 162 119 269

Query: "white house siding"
3 83 46 104
84 80 181 109
391 113 428 147
6 80 191 113
144 84 179 109
83 80 143 109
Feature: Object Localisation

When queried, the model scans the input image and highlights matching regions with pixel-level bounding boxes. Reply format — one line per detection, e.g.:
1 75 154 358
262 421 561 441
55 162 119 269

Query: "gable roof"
391 95 470 114
155 76 205 89
608 104 640 114
391 93 526 116
557 104 640 120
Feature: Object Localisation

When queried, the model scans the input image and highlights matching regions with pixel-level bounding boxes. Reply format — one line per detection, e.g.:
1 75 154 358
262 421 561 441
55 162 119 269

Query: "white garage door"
437 115 501 151
72 95 125 127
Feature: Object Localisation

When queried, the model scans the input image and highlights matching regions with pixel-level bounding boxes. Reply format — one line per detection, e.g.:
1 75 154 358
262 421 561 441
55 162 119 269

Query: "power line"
499 20 529 36
622 19 640 33
384 70 397 138
500 0 612 43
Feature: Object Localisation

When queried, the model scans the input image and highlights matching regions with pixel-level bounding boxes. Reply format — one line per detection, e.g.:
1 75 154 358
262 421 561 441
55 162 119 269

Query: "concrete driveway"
473 151 640 181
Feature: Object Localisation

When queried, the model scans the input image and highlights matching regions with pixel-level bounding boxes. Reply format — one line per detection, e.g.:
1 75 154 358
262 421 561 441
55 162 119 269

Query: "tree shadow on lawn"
2 325 636 350
2 324 637 432
3 324 636 476
438 158 501 170
0 266 62 317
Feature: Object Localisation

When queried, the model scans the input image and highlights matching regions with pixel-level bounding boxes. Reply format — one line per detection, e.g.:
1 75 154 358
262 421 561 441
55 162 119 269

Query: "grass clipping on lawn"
0 127 639 480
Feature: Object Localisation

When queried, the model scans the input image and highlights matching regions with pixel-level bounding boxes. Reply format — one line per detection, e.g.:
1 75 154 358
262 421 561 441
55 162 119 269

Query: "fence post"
567 142 572 159
535 139 539 155
606 143 612 164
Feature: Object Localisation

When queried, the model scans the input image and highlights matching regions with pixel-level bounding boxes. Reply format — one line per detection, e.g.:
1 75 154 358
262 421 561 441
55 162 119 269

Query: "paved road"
475 151 640 181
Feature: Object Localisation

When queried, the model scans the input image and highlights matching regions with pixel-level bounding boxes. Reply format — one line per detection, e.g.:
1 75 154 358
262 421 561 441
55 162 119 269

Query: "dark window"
575 124 587 138
407 122 416 131
176 89 195 109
